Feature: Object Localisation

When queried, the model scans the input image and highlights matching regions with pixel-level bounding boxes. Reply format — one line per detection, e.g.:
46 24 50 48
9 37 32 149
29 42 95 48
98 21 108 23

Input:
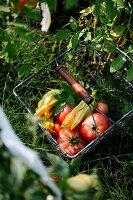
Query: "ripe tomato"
94 102 109 115
50 121 61 139
53 121 61 133
80 113 112 141
57 127 87 156
55 103 76 124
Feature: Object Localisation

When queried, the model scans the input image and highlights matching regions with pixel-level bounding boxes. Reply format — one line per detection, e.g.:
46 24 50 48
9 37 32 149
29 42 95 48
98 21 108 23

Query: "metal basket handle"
56 65 93 104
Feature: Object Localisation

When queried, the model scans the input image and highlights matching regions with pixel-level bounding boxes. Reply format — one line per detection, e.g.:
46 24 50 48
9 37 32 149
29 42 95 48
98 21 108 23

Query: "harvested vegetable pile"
34 83 112 156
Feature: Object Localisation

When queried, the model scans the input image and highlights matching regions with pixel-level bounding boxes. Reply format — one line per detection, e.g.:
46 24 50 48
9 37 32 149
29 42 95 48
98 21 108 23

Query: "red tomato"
50 121 61 139
94 102 109 115
55 103 76 124
57 127 87 156
53 121 61 133
80 113 112 141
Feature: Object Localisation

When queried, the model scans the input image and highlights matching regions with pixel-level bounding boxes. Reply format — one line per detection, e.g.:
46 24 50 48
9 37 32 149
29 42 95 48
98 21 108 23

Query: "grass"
0 22 133 200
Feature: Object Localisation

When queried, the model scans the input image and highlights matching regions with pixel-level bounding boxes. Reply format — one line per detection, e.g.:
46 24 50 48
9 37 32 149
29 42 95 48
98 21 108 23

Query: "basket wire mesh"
13 41 133 159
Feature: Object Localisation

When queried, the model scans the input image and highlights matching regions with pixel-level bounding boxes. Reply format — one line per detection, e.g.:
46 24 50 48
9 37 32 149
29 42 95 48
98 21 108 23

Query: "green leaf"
69 156 82 174
13 19 28 28
46 153 70 179
99 16 108 24
0 40 16 62
92 32 107 45
53 82 80 116
128 45 133 54
95 0 103 17
54 93 66 101
105 0 115 21
52 29 71 41
6 41 15 59
80 5 95 18
72 32 79 48
116 0 126 9
0 5 10 13
0 28 8 41
14 27 37 42
126 66 133 81
52 101 66 116
14 27 31 41
23 4 41 20
70 17 78 31
61 82 80 103
79 28 86 38
104 44 116 52
66 95 75 108
110 25 127 37
84 32 91 41
110 54 126 73
86 18 92 31
65 0 79 10
61 82 71 92
0 11 4 18
18 63 29 76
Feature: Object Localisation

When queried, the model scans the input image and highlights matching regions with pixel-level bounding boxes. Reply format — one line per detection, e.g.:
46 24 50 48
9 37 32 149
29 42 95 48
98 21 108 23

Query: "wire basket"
13 41 133 159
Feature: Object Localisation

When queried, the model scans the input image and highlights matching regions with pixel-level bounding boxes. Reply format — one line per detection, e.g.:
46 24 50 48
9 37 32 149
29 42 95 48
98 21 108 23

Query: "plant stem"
93 17 97 64
116 47 133 63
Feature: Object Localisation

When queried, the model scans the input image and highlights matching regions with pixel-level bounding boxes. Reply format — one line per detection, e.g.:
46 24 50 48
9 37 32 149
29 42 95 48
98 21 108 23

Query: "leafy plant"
52 0 133 81
0 0 41 63
53 82 80 116
0 134 46 200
